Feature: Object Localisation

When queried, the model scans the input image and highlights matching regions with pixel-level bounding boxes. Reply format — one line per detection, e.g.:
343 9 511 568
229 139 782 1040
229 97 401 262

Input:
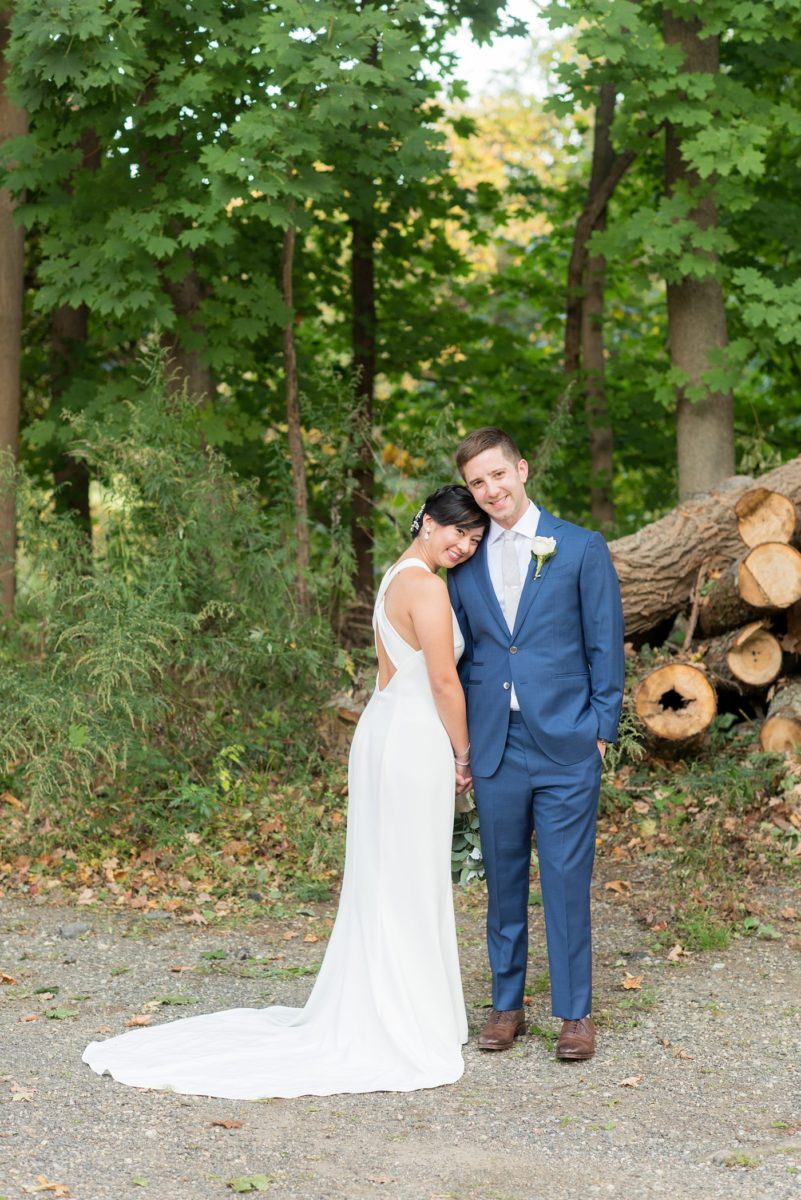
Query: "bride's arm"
408 574 471 775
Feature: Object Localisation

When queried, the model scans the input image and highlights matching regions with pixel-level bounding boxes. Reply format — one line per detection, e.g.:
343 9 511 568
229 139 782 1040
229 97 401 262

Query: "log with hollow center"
634 662 717 745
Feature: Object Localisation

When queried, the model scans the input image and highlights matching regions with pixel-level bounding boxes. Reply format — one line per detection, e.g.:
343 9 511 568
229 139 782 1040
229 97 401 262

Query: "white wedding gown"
83 558 467 1098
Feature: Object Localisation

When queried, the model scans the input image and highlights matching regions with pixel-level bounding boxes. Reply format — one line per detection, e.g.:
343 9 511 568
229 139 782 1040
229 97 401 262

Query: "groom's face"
461 446 529 529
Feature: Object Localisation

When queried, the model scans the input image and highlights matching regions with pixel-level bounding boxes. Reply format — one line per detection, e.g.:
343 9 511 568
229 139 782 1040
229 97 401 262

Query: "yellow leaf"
303 934 319 943
621 974 643 990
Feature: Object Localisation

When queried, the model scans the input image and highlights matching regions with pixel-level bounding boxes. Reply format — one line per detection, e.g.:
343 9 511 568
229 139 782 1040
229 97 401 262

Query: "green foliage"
0 352 332 820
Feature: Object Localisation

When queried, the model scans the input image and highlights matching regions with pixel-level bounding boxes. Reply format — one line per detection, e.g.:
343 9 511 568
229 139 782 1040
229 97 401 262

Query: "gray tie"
501 529 521 631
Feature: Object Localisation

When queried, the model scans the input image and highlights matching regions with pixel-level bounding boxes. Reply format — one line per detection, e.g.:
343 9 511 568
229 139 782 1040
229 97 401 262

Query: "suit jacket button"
509 646 518 654
503 681 511 690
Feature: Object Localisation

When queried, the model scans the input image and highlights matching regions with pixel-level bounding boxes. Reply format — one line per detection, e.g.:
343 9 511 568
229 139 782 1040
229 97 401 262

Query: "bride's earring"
424 528 430 540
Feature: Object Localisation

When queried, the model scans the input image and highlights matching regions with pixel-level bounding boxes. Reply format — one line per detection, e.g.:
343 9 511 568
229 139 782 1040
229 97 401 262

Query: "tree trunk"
350 213 376 611
701 622 782 692
0 9 27 618
699 544 801 637
608 455 801 638
281 219 310 611
634 661 717 750
162 263 214 405
51 302 91 529
663 12 735 500
735 487 800 548
582 83 616 530
49 127 100 530
760 679 801 753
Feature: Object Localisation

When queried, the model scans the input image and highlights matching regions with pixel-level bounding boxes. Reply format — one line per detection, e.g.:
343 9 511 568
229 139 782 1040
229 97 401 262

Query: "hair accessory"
410 503 426 537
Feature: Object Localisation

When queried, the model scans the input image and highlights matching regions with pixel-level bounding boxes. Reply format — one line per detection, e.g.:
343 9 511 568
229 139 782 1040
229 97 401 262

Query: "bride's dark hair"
409 484 489 541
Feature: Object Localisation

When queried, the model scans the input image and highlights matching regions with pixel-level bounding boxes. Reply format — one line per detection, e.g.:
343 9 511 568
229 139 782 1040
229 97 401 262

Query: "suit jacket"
447 507 625 775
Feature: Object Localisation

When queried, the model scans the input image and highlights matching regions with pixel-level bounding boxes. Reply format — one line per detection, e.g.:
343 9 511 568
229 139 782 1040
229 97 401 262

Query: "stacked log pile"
609 455 801 755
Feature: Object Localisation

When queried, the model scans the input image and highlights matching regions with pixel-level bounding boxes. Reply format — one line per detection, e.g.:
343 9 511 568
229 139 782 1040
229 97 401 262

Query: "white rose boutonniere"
530 535 557 580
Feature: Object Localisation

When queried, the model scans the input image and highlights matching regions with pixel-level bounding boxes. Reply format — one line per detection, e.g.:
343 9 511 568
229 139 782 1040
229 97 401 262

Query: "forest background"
0 0 799 936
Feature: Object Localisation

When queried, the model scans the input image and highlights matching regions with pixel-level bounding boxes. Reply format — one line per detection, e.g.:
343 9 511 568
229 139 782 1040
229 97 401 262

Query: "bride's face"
425 520 484 569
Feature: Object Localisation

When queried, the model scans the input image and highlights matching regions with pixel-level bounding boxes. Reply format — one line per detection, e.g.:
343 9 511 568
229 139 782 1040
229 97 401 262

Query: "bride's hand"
455 768 473 794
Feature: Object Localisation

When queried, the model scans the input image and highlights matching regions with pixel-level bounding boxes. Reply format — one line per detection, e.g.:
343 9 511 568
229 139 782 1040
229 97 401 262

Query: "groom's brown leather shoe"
478 1008 526 1050
556 1016 596 1060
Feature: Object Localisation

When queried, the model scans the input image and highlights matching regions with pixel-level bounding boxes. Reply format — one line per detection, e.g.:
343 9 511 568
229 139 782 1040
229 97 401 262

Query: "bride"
83 484 489 1098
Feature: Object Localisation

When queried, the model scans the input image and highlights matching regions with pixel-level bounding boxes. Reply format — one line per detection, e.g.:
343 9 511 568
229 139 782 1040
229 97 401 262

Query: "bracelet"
454 759 470 768
453 743 470 760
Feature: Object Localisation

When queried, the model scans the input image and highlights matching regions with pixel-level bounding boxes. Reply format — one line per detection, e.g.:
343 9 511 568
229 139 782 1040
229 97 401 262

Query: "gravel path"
2 875 800 1200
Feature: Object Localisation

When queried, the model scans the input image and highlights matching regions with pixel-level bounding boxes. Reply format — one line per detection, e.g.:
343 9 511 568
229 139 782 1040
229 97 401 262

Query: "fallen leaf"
282 931 299 941
130 1179 149 1188
0 972 17 984
621 974 643 990
181 911 208 926
618 1075 643 1088
227 1176 274 1194
12 1090 35 1102
604 879 631 894
127 1014 152 1028
632 800 650 815
780 906 798 920
45 1007 78 1020
95 1025 113 1035
666 943 689 961
23 1177 70 1196
1 791 24 810
19 1013 40 1023
649 921 668 933
673 1046 694 1060
212 1119 243 1129
302 934 319 943
170 964 194 973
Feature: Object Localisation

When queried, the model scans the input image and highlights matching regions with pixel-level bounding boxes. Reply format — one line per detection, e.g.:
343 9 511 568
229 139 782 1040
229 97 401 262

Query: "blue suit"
448 507 625 1018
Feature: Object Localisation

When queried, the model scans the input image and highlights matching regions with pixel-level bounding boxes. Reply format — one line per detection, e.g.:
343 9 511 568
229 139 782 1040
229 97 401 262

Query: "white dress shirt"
486 500 540 710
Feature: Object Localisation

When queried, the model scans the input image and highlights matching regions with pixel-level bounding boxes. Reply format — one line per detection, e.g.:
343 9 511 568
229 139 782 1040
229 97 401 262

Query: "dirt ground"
2 866 800 1200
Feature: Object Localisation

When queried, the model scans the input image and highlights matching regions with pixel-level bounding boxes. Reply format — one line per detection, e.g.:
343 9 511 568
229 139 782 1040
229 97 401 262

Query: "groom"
448 427 624 1060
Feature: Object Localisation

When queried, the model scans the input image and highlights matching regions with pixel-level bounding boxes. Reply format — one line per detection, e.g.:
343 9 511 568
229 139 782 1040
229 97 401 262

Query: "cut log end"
725 623 783 687
634 663 717 742
736 487 799 548
760 679 801 753
738 542 801 609
759 715 801 754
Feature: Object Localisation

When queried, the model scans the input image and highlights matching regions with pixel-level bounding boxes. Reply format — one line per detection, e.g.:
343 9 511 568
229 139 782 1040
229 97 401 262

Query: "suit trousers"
472 712 602 1019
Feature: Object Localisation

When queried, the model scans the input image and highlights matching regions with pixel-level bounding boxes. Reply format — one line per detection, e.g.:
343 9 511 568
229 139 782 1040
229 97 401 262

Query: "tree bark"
350 212 376 610
582 82 617 530
760 679 801 753
0 9 27 618
282 218 310 611
608 455 801 638
663 12 735 500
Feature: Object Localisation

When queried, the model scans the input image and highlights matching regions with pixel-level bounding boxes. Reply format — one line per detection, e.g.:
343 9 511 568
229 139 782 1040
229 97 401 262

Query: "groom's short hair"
455 427 523 477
